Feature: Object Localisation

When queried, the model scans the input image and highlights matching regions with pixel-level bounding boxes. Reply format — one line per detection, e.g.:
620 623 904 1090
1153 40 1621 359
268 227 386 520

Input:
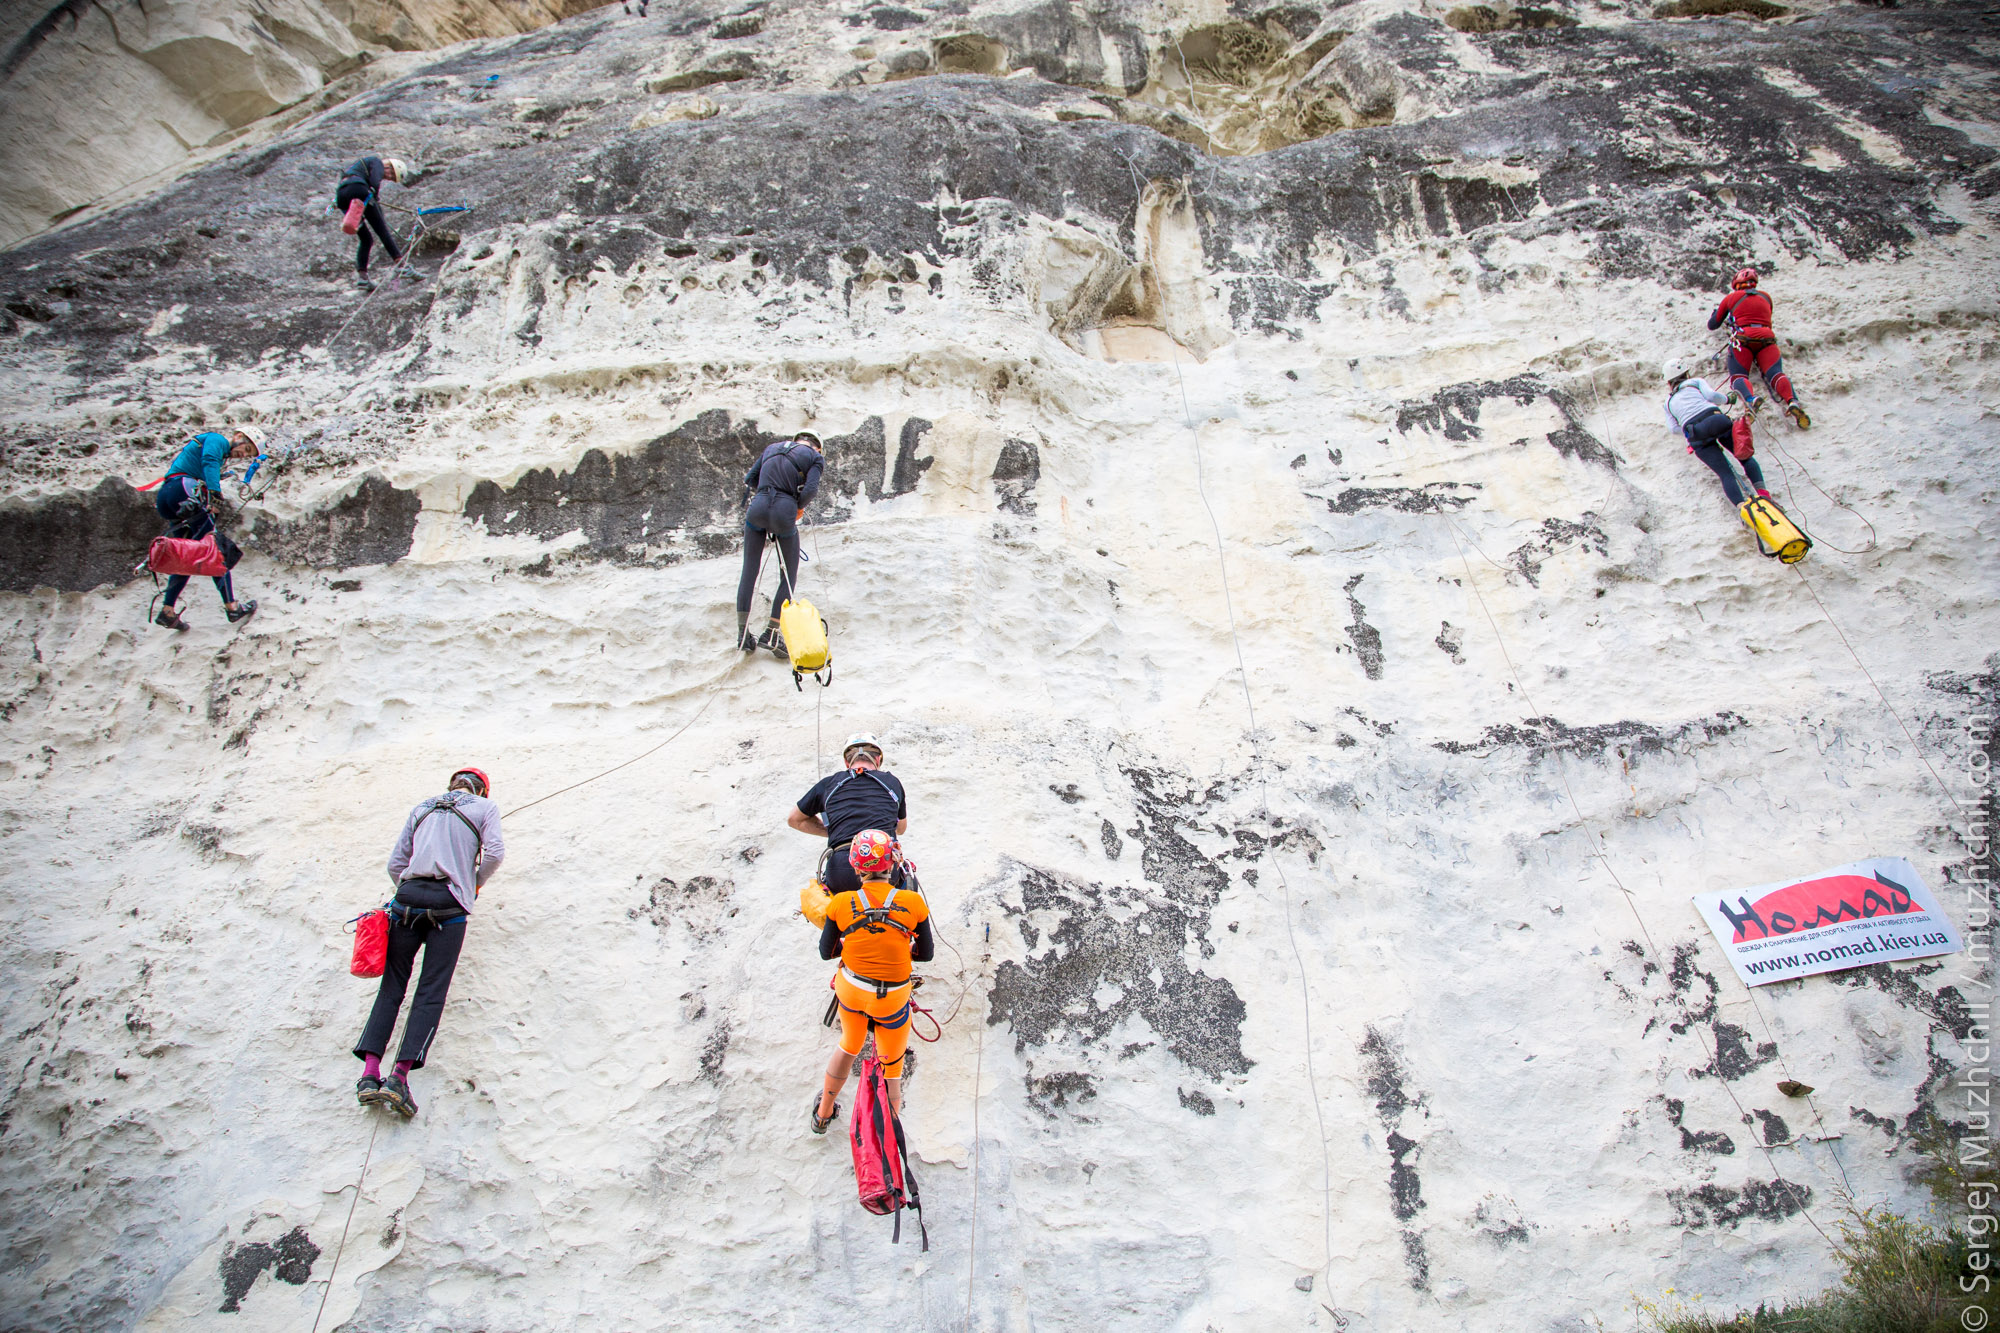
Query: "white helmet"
232 426 261 449
384 157 410 184
1662 357 1690 383
842 732 883 765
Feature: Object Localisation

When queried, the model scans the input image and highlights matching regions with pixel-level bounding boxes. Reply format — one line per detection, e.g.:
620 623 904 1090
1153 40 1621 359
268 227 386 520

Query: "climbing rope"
1166 342 1338 1282
1567 349 1860 1194
1790 565 1969 823
1439 516 1837 1246
309 1118 380 1333
963 925 991 1329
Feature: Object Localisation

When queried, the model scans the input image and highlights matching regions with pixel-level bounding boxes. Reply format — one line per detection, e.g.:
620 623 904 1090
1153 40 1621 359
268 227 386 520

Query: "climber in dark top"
735 431 824 653
334 155 411 292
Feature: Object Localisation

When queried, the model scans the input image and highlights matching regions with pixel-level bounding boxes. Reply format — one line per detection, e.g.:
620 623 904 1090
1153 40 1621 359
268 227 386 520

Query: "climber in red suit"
1708 268 1810 430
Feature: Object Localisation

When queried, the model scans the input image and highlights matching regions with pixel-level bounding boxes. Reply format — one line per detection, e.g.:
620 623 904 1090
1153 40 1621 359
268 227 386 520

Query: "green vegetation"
1641 1115 1991 1333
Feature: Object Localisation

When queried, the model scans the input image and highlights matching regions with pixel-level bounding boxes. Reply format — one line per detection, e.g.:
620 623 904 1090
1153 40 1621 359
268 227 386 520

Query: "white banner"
1692 856 1962 987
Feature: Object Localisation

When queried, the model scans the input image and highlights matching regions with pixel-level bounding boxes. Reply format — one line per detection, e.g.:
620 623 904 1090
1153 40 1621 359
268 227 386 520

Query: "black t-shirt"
797 768 906 846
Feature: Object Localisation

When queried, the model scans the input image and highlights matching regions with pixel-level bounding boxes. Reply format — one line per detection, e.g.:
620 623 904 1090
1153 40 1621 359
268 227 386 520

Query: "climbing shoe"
1785 401 1811 430
377 1075 417 1118
356 1075 384 1107
1756 488 1773 501
354 276 376 293
225 600 258 624
811 1098 839 1135
154 606 189 631
737 629 759 652
757 627 787 660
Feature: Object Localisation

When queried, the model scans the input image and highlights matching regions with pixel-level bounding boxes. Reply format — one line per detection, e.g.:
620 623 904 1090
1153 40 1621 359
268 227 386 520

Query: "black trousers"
736 490 801 621
353 878 466 1068
336 182 401 274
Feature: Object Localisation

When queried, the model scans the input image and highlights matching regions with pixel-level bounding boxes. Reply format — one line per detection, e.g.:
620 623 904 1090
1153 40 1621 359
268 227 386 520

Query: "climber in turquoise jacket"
152 429 259 631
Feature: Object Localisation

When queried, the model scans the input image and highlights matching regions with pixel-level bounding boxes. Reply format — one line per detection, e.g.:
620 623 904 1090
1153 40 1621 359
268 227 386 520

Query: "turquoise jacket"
167 432 233 491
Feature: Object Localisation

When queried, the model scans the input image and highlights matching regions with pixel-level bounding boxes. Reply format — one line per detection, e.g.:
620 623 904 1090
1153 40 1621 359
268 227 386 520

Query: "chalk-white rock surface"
0 1 1995 1330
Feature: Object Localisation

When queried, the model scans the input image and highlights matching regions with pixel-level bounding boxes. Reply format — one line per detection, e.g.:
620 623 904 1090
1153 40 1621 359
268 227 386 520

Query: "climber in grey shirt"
356 766 506 1119
385 768 505 912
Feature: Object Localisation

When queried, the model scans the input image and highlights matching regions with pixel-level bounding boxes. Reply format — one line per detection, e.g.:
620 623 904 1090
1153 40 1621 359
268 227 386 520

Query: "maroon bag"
1731 415 1755 462
147 533 233 578
350 909 388 978
849 1055 927 1248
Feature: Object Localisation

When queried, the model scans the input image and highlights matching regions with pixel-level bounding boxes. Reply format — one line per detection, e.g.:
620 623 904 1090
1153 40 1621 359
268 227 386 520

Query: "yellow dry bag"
778 597 831 689
800 878 831 928
1738 497 1811 564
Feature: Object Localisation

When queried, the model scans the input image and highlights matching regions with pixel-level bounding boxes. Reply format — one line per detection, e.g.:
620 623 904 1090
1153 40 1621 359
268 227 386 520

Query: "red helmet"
848 829 896 877
451 767 490 797
1731 267 1759 290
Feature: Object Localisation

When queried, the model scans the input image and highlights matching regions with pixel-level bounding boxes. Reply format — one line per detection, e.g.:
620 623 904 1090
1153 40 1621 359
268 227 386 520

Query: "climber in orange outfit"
810 830 933 1134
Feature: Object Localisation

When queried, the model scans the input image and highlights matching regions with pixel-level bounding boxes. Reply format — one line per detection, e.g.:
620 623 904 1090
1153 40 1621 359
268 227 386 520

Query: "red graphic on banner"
1715 871 1918 943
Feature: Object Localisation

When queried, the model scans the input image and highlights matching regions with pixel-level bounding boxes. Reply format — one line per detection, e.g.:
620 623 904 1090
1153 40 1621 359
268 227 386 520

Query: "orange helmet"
848 829 896 877
451 767 490 797
1731 267 1759 290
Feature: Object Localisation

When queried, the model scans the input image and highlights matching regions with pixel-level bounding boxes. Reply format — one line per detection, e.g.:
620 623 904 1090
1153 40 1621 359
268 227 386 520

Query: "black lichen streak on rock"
1359 1028 1431 1289
1663 1096 1736 1155
1508 516 1608 587
992 437 1040 516
1027 1069 1099 1118
699 1019 730 1082
888 417 934 498
1666 1179 1811 1230
246 474 421 569
463 409 892 556
0 477 156 592
988 861 1250 1083
1393 375 1614 468
1177 1086 1215 1116
1753 1108 1790 1145
989 767 1254 1095
1343 573 1384 680
1434 710 1745 760
1325 482 1480 515
218 1225 320 1314
1693 1020 1778 1083
0 473 420 592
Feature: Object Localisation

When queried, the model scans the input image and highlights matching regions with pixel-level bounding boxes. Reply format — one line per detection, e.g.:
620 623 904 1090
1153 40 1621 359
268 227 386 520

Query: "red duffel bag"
350 909 388 978
147 533 237 578
342 198 365 235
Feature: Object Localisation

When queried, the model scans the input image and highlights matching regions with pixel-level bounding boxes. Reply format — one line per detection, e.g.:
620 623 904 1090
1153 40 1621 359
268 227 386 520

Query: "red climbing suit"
1709 287 1797 406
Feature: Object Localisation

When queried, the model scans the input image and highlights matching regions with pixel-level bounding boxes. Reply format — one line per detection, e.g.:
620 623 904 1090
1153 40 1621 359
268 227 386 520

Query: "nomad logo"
1716 870 1919 943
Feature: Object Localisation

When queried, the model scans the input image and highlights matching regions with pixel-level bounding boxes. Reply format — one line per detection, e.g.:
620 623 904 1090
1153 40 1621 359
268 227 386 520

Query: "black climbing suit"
334 156 401 276
736 440 823 622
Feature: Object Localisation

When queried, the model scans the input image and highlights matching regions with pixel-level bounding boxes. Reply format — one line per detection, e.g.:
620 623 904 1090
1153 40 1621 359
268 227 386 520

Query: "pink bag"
350 909 387 978
849 1056 927 1248
341 199 364 235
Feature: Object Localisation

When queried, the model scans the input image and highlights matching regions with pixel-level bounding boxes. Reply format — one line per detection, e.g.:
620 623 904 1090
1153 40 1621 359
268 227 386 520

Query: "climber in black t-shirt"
788 732 907 895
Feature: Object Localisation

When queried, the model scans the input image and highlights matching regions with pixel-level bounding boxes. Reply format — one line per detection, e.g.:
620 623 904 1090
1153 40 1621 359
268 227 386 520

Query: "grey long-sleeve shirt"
386 791 505 912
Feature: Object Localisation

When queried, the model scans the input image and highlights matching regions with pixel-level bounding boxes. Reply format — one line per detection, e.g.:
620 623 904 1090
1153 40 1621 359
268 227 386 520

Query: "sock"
362 1054 381 1080
393 1060 414 1079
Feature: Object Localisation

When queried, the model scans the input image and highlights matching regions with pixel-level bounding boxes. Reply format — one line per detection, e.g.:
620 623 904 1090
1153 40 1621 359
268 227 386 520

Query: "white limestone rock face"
0 1 1996 1330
